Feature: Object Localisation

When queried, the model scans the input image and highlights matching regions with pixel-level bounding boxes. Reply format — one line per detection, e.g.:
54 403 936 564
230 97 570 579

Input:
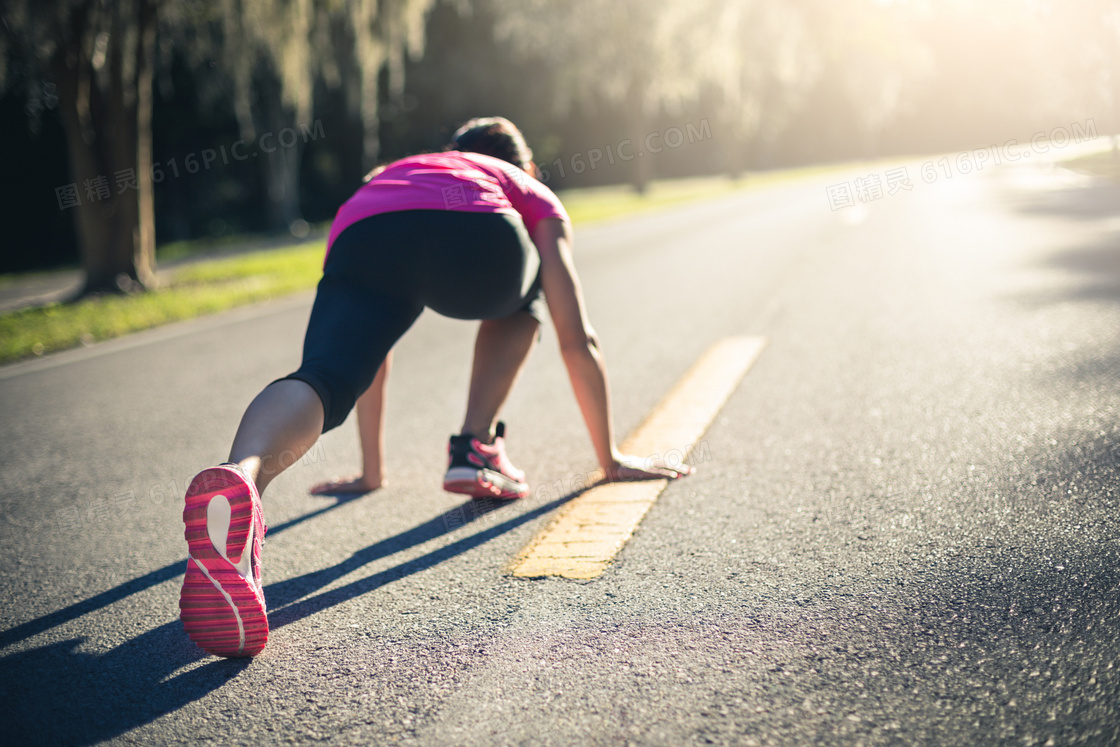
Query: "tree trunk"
133 0 157 285
627 78 652 194
263 140 304 231
254 73 305 232
722 118 749 181
51 0 156 297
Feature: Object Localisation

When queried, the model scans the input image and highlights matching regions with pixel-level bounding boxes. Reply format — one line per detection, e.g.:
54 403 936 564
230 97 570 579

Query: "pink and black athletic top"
327 151 569 255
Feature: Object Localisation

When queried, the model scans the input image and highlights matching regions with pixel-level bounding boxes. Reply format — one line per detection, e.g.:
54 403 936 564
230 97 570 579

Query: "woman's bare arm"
533 218 692 482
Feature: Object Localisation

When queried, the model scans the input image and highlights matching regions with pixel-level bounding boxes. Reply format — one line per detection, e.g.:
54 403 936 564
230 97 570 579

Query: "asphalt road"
2 148 1119 746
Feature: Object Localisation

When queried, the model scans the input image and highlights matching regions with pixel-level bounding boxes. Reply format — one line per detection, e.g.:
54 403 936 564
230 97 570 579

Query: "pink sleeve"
495 166 569 235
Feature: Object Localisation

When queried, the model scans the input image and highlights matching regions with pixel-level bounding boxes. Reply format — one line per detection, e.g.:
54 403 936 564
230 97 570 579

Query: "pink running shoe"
442 421 530 500
179 464 268 657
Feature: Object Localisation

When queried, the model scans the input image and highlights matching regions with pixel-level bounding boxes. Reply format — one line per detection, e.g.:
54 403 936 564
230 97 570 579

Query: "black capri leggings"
281 209 543 433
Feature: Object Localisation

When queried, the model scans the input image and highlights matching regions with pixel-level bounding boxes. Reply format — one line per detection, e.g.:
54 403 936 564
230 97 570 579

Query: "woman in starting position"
178 118 693 657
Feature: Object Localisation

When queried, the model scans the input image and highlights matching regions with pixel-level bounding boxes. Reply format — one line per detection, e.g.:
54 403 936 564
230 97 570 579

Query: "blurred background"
1 0 1117 284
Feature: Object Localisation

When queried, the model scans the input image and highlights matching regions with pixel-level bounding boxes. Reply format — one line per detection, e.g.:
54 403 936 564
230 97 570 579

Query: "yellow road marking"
508 336 768 579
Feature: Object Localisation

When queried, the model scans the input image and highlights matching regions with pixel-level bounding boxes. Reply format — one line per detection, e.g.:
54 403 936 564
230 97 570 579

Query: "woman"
179 118 693 658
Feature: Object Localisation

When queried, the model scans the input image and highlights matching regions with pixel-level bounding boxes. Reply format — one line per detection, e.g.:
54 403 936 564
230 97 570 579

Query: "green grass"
0 242 325 363
560 176 747 224
1059 149 1120 181
0 166 857 365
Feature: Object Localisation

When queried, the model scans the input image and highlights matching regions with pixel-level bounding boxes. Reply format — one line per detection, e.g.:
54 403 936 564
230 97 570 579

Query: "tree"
821 0 932 159
1038 0 1120 149
0 0 439 291
492 0 714 192
343 0 439 172
219 0 437 233
693 0 822 174
1 0 158 295
217 0 314 232
490 0 834 183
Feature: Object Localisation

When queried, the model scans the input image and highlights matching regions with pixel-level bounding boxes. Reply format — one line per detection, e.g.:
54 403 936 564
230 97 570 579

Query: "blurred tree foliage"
0 0 437 287
1 0 1117 276
1 0 161 293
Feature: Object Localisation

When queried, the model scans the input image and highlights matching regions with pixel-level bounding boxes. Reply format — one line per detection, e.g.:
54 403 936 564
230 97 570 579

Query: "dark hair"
448 117 535 172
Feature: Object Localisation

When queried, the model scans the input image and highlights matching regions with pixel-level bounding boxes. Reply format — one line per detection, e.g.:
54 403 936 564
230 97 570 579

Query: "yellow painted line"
508 336 768 579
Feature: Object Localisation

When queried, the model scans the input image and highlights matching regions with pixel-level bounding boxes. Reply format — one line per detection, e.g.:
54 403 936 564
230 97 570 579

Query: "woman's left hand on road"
601 454 695 483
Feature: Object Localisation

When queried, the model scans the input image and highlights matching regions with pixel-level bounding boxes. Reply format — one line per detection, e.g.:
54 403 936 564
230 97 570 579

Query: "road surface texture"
2 147 1119 745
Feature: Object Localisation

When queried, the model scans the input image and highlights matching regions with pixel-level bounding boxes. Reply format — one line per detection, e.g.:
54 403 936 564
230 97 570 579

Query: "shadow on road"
0 625 249 746
268 489 580 629
778 430 1120 743
1015 227 1120 308
1008 176 1120 222
0 492 360 650
1004 173 1120 383
710 173 1120 741
265 495 525 612
0 489 578 744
